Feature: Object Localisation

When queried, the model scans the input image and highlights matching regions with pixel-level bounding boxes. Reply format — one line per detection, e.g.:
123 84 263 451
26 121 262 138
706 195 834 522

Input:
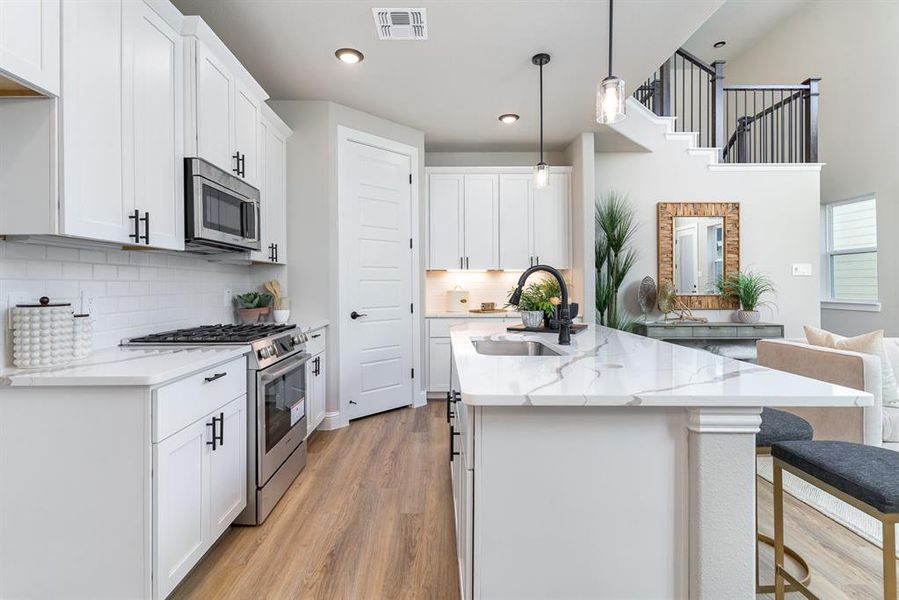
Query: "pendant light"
532 53 551 189
596 0 625 124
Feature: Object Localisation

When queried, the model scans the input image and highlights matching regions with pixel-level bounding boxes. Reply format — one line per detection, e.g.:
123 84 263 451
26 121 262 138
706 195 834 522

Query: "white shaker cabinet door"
154 417 208 600
309 351 326 432
249 117 269 262
233 80 260 186
463 174 499 270
498 174 533 270
207 396 246 541
60 0 130 244
0 0 59 95
123 0 184 250
195 42 235 174
427 337 452 392
532 172 570 269
428 174 464 270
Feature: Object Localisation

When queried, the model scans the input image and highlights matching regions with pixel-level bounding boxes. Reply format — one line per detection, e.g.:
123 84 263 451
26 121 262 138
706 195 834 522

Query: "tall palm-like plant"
595 192 638 329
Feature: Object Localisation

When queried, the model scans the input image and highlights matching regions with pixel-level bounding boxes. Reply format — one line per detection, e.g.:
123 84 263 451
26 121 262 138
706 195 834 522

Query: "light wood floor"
173 400 884 599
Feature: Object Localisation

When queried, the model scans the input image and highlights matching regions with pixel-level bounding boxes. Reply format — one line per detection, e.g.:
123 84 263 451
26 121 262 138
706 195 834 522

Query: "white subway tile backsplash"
0 240 283 367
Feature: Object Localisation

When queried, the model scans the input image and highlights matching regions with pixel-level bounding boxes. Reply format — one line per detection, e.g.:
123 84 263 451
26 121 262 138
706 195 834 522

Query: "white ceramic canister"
72 314 93 360
11 297 74 369
446 285 470 313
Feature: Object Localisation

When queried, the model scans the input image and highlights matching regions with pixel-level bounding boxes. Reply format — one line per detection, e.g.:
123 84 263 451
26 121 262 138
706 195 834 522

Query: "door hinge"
409 173 412 184
411 368 415 379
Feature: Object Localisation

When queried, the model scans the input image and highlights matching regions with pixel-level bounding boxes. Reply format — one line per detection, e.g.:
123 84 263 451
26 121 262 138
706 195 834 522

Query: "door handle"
350 311 367 320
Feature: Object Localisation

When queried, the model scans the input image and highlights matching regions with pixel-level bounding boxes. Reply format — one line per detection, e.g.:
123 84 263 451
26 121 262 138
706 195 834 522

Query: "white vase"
273 309 290 324
521 311 543 328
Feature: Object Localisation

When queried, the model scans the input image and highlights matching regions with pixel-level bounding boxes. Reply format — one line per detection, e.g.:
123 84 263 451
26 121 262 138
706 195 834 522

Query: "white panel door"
463 174 498 270
61 0 130 243
196 42 234 174
207 396 246 540
499 174 533 270
234 80 260 186
154 418 208 600
532 172 570 268
428 174 463 270
123 0 183 250
0 0 59 95
427 337 451 392
340 139 413 420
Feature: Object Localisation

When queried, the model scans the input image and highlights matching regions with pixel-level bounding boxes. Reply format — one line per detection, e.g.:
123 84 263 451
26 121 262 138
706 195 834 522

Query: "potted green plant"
236 292 273 324
507 283 546 328
716 270 776 323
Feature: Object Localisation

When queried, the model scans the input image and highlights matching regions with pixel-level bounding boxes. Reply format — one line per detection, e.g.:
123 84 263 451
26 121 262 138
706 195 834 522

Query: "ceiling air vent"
372 8 428 40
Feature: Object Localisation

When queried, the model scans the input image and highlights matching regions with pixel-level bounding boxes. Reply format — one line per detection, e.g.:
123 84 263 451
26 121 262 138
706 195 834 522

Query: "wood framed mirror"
657 202 740 309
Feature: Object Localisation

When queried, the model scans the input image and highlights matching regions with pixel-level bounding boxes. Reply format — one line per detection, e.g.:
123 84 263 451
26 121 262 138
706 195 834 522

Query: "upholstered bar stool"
772 440 899 599
756 408 814 594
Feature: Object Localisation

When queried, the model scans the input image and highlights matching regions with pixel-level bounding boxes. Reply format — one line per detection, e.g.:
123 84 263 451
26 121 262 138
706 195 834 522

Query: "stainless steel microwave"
185 157 261 253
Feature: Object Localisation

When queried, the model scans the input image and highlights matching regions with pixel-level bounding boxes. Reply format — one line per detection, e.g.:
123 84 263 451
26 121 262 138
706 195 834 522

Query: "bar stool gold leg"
774 462 786 600
885 521 897 600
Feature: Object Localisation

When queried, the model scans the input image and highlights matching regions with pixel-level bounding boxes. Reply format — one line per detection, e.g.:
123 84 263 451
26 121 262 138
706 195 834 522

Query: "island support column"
686 407 762 600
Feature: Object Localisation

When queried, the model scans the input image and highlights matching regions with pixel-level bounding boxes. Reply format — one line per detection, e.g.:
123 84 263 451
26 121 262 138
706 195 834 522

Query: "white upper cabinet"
532 172 570 268
250 104 290 264
123 0 184 250
61 0 129 244
195 41 234 174
428 168 571 271
428 174 464 270
0 0 60 95
463 174 499 270
498 174 532 270
185 17 268 188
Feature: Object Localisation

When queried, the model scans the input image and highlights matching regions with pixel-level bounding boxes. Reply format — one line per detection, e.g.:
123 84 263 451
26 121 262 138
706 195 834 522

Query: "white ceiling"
172 0 723 151
682 0 807 64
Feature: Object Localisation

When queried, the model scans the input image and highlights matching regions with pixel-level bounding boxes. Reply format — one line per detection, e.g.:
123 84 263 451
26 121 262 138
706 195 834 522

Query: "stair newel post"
711 60 726 157
658 57 674 117
802 78 820 163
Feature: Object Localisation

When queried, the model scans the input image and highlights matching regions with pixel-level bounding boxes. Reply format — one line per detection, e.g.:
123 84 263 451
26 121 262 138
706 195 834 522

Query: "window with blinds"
825 196 878 301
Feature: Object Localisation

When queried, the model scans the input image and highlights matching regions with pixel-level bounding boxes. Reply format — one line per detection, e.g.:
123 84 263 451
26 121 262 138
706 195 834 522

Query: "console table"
633 322 784 361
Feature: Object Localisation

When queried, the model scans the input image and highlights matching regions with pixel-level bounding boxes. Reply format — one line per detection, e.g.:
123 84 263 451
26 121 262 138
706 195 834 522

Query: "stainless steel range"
127 323 310 524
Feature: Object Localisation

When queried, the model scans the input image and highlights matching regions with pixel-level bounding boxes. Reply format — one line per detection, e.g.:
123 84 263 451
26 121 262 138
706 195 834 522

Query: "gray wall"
725 1 899 336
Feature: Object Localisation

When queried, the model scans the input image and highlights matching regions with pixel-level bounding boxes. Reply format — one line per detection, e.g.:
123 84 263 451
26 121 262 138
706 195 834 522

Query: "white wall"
425 151 567 168
595 145 821 338
724 1 899 336
271 100 425 428
0 240 280 367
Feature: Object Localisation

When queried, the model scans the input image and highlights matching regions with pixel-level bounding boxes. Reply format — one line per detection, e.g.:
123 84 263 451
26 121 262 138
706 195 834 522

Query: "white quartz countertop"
0 346 249 387
451 322 872 408
426 311 519 319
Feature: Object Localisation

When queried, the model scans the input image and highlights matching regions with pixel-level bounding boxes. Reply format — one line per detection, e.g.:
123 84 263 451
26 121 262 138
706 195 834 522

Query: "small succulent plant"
236 292 273 309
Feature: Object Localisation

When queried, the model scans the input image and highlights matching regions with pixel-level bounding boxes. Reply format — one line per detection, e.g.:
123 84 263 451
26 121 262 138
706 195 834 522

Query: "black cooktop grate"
128 323 296 344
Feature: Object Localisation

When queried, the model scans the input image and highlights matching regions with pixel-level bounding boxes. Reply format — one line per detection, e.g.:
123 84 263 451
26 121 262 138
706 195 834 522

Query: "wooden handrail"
674 47 715 76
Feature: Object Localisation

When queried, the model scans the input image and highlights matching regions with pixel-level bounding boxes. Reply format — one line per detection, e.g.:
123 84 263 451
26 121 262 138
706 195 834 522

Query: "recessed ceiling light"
713 40 726 48
498 113 520 124
335 48 364 64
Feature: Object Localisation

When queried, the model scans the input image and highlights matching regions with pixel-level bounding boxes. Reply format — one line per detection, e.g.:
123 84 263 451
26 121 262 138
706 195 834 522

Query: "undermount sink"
472 340 561 357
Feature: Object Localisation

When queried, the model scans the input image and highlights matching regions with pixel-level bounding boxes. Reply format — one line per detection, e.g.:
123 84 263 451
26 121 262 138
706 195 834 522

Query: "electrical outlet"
792 263 812 277
223 288 233 307
80 290 95 315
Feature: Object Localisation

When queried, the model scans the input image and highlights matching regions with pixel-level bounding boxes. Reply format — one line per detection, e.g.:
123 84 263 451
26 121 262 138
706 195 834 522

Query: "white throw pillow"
804 326 899 406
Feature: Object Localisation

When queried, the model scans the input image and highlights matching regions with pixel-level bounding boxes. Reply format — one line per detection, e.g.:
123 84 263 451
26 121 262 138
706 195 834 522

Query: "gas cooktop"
127 323 296 344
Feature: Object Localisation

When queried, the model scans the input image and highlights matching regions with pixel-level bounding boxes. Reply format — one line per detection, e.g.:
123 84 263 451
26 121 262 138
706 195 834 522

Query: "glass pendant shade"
533 162 550 189
596 76 626 124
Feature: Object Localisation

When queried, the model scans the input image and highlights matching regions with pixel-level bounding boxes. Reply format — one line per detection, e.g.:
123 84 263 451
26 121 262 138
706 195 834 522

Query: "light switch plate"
80 290 95 315
792 263 812 277
223 288 233 307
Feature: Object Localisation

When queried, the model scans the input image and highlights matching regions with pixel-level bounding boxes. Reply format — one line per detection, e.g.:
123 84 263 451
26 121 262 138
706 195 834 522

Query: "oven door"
191 175 261 250
257 353 310 486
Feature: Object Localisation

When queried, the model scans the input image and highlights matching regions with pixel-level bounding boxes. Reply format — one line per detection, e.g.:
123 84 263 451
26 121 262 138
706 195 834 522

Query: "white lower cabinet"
154 384 246 599
427 317 518 392
305 327 327 436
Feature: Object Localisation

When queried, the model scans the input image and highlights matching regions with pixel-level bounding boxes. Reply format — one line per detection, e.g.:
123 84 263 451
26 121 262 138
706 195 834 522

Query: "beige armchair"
757 338 898 450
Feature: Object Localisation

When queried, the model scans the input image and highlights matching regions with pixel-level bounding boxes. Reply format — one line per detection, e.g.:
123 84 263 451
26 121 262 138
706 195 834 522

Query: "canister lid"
16 296 71 308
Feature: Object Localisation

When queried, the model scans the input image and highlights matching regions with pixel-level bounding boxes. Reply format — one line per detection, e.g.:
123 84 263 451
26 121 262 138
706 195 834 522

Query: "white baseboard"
320 410 348 431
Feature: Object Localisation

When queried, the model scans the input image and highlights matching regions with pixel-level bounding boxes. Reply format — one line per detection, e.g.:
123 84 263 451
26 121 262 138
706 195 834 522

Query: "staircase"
633 48 820 164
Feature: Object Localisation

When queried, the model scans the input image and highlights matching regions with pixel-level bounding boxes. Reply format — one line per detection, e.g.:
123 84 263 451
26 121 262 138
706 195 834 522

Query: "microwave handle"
243 199 260 244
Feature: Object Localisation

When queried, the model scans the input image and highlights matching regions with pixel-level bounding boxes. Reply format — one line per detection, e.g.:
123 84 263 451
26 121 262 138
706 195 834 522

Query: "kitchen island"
447 322 871 600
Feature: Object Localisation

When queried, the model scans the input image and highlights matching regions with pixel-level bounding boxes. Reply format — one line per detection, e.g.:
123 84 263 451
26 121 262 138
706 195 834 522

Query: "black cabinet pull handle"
206 419 217 451
140 211 149 244
217 412 225 446
465 256 469 269
311 333 321 339
204 372 227 383
239 153 246 177
445 391 452 423
129 209 140 242
232 152 241 175
449 425 461 462
274 243 278 262
350 311 367 320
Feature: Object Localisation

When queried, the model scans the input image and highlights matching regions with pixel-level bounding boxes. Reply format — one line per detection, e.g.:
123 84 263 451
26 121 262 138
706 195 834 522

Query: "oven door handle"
259 353 311 382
